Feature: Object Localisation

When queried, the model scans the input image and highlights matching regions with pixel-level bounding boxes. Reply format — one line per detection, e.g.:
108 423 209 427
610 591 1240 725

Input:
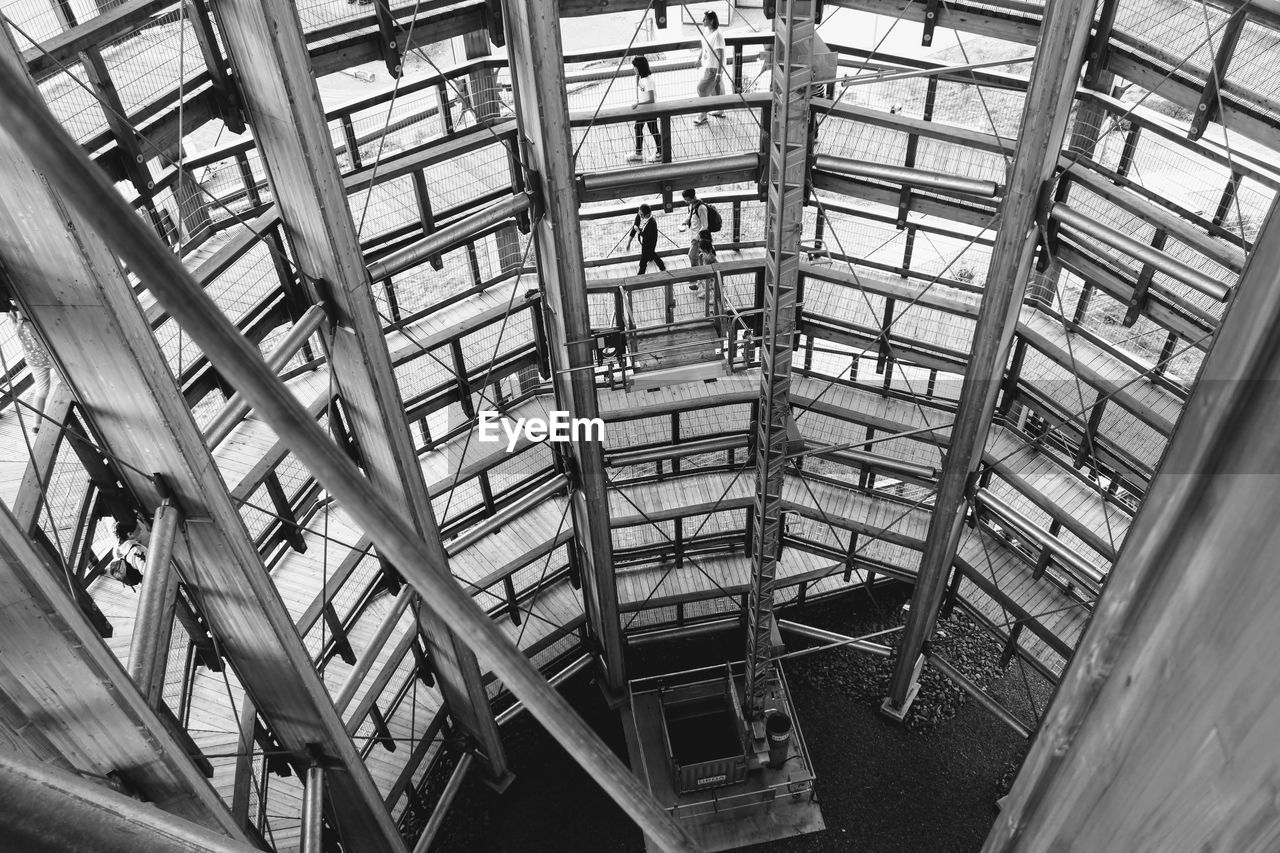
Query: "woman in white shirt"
694 11 727 126
628 55 663 163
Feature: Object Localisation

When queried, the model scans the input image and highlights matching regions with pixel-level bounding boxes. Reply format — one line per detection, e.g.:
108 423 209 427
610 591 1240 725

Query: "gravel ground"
433 583 1053 853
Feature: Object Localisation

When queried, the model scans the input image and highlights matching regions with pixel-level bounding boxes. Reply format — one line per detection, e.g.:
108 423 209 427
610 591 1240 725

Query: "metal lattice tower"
745 0 817 717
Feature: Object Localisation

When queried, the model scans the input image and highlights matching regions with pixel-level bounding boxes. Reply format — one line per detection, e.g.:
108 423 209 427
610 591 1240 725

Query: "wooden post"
0 499 248 841
464 30 523 272
886 0 1098 712
503 0 627 696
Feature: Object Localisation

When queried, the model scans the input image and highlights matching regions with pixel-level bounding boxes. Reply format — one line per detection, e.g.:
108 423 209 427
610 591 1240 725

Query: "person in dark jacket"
626 203 665 274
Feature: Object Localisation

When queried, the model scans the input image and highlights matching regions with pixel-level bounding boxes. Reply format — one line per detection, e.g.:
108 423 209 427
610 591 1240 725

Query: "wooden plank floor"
386 275 538 363
573 102 762 175
804 278 1185 443
985 425 1131 562
1018 309 1183 435
953 529 1087 678
791 375 1134 563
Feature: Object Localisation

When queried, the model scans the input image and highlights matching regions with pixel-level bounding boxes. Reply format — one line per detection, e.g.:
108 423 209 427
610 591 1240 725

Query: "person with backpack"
627 56 663 163
626 203 665 274
678 188 722 265
107 520 147 587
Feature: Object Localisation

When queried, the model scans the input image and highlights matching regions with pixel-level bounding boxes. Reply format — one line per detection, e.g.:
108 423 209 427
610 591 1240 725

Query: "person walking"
107 520 147 587
693 10 727 126
690 234 718 295
8 307 55 432
627 56 663 163
679 188 711 266
626 204 666 274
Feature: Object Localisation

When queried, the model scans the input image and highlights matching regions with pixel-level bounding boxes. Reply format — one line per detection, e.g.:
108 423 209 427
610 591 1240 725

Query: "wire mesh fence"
382 247 475 318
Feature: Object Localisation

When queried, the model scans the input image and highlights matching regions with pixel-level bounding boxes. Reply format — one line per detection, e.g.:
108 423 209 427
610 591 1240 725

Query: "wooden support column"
885 0 1097 712
128 498 183 708
208 0 508 785
984 201 1280 853
0 27 403 852
502 0 626 696
230 700 257 831
11 385 74 532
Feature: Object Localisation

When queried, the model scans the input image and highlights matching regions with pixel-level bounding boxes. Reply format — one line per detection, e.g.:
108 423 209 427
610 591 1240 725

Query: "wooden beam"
503 0 627 695
826 0 1041 45
0 17 698 853
0 751 260 853
208 0 508 784
0 26 401 852
885 0 1097 711
984 202 1280 852
10 385 74 531
22 0 176 78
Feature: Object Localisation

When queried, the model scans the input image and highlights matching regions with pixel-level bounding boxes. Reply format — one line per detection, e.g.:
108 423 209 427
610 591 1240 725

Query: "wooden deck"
792 375 1134 564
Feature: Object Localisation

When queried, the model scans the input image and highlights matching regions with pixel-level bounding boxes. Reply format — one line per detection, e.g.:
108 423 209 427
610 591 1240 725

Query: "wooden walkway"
791 375 1134 566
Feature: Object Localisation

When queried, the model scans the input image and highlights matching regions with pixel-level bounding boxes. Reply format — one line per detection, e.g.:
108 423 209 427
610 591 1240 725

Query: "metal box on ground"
658 674 748 794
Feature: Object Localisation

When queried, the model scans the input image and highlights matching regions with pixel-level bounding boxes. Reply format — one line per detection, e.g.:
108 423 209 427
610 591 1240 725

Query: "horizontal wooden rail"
368 193 532 281
445 474 570 555
606 435 748 467
579 152 761 200
1051 203 1232 302
975 487 1105 591
814 153 1000 198
205 303 327 447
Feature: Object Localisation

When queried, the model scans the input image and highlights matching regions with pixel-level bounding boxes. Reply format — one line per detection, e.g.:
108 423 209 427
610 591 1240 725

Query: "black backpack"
107 542 144 587
700 202 723 233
